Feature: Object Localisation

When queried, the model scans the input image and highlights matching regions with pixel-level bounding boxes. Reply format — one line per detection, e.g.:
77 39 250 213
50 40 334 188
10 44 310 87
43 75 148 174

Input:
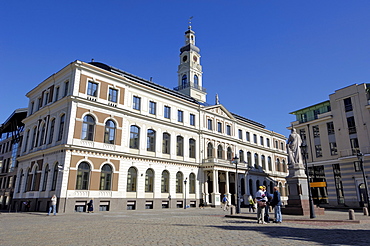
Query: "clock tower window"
194 75 198 86
182 75 187 87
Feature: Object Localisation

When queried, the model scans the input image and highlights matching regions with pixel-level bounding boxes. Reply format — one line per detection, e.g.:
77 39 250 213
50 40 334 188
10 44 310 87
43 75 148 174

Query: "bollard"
348 209 355 220
363 207 369 216
230 205 235 215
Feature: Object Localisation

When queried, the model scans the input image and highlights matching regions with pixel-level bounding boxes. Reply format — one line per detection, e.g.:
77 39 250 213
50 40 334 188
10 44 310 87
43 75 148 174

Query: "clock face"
182 55 188 62
193 55 198 62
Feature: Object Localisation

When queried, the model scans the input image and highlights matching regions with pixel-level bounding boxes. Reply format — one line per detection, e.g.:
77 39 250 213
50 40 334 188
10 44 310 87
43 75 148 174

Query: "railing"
174 82 207 93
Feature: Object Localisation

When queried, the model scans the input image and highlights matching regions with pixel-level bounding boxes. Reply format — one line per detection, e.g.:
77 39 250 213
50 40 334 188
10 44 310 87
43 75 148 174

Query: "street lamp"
231 155 240 214
357 152 370 213
300 143 316 219
184 177 188 209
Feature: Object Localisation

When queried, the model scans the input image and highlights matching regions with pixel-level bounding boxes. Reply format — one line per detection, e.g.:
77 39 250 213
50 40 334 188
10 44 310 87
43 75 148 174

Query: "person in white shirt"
255 186 267 224
48 195 57 216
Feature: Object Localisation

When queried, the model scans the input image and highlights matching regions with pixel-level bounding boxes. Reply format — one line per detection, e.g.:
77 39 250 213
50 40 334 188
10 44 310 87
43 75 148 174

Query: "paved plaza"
1 208 370 245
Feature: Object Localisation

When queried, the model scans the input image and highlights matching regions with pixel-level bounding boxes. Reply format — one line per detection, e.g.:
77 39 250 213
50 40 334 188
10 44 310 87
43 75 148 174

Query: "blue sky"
1 1 370 137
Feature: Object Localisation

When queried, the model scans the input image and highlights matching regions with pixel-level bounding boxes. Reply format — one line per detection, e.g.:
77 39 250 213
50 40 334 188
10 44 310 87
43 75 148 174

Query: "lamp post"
184 177 188 209
300 143 316 219
231 155 240 214
357 152 370 212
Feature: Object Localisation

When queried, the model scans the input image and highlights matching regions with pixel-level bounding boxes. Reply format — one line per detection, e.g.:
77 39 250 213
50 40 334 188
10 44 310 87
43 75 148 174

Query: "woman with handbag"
255 186 267 224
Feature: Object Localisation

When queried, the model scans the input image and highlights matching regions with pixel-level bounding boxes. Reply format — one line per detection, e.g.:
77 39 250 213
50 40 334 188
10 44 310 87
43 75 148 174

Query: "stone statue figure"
287 128 302 165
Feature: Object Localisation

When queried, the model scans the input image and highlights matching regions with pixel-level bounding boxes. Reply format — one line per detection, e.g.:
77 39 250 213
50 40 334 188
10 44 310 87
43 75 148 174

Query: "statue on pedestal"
286 128 303 166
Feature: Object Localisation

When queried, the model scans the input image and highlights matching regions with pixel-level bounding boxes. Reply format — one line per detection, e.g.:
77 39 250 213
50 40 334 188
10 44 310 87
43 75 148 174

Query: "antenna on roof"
188 16 193 29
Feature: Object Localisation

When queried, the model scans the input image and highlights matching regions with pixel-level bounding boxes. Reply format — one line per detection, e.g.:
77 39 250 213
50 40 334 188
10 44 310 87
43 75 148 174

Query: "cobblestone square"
1 208 369 245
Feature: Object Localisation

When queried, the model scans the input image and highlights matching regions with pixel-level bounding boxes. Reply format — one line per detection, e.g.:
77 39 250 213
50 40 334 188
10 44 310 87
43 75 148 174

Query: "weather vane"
188 16 193 29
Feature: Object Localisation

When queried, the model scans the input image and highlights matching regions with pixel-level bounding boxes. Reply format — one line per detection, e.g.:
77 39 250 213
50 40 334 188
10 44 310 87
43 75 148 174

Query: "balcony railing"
174 82 207 93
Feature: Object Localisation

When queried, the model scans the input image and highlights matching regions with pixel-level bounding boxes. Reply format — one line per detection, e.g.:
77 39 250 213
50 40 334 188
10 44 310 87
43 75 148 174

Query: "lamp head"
357 152 364 162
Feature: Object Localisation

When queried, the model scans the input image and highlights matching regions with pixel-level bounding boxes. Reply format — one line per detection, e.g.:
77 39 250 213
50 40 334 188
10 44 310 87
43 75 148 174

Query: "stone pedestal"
282 164 325 216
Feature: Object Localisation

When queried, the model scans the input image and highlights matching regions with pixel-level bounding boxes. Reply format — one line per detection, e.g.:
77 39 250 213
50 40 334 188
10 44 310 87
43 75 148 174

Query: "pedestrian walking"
271 186 282 223
255 186 267 224
248 195 255 212
48 194 57 216
87 199 94 213
221 195 229 211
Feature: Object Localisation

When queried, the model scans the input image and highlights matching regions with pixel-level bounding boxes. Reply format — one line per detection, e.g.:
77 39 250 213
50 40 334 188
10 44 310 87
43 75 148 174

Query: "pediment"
203 104 235 119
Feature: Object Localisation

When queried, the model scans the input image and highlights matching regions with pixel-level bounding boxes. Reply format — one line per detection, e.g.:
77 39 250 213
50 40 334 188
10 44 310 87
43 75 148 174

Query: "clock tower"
176 23 207 103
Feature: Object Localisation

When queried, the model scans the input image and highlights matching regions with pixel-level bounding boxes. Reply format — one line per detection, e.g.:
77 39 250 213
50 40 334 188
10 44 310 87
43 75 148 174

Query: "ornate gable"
204 104 235 119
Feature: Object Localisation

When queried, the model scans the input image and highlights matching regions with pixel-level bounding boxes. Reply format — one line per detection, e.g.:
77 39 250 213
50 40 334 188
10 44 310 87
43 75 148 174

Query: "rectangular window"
246 132 250 142
344 97 353 112
347 116 356 134
30 102 34 115
208 119 213 130
266 138 270 147
350 138 359 154
164 106 171 119
332 164 344 204
226 125 231 135
238 129 243 140
178 110 183 122
354 161 362 172
87 81 98 97
217 122 222 133
44 92 49 106
253 134 257 144
300 129 306 141
190 114 195 126
54 87 60 102
313 125 320 138
37 97 42 110
329 142 337 155
133 96 141 110
260 136 264 145
108 88 118 103
63 81 69 97
315 145 323 157
149 101 156 115
327 122 335 135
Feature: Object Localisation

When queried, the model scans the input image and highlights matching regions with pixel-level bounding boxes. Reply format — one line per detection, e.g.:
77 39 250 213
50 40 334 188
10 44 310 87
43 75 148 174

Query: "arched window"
278 182 283 194
217 145 223 159
48 119 55 144
100 164 112 190
57 114 65 141
42 164 49 191
207 143 213 158
23 130 30 152
182 74 187 87
176 172 183 193
239 150 244 163
227 147 232 160
30 166 38 191
247 152 252 167
127 167 137 192
189 173 196 194
51 163 59 190
18 169 23 193
31 127 37 149
276 158 280 172
81 115 95 141
130 125 140 149
261 155 266 170
147 129 156 152
24 168 30 192
161 170 169 193
145 169 154 192
194 75 199 86
76 162 90 190
254 153 259 168
177 136 184 156
189 138 196 158
39 123 46 146
104 120 116 144
268 156 272 171
162 133 170 154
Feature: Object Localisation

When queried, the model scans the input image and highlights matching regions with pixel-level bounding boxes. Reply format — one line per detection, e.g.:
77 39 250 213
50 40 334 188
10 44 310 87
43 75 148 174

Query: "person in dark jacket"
87 200 94 213
271 186 282 223
263 186 272 223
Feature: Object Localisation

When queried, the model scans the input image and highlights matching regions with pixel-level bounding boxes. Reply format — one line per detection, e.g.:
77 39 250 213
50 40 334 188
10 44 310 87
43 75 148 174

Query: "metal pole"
184 178 187 209
303 150 316 218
